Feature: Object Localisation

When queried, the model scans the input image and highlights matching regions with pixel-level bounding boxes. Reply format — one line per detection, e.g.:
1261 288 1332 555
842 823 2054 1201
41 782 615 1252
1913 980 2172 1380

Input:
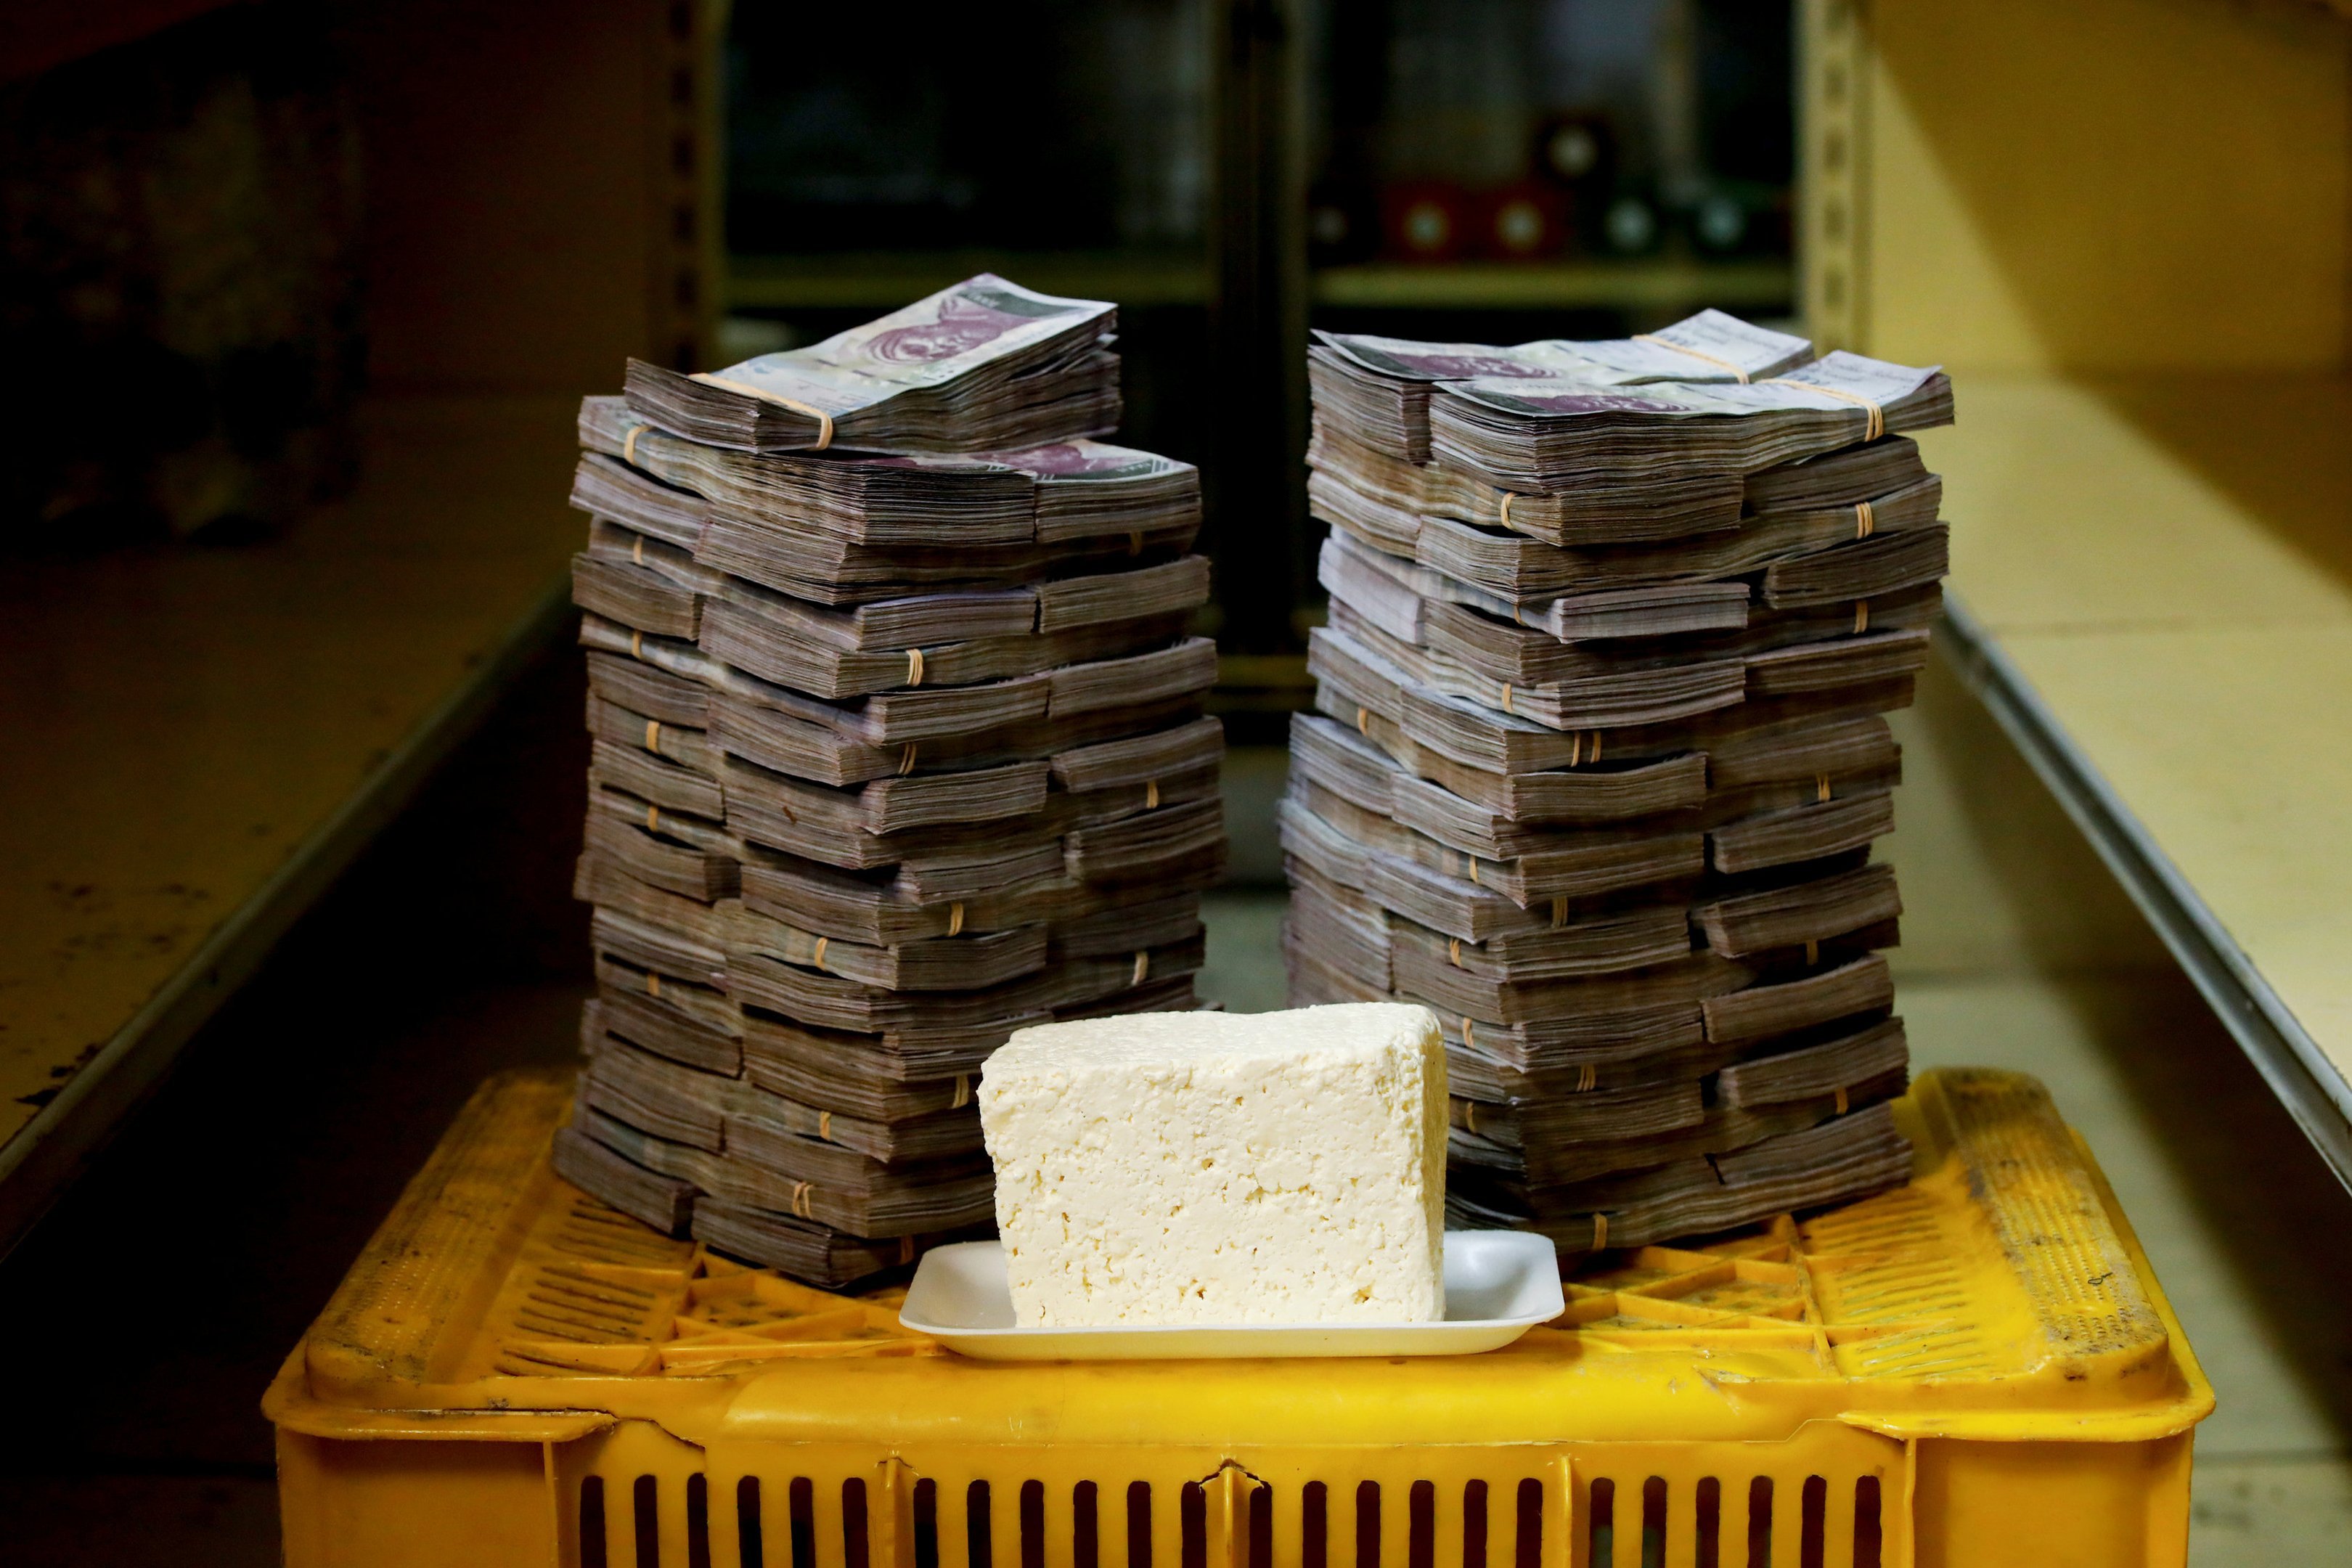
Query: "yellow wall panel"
1858 0 2351 372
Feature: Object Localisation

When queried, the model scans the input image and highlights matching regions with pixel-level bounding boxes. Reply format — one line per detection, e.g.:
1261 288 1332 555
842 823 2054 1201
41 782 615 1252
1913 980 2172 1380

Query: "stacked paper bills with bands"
554 276 1226 1289
1286 311 1948 1254
626 274 1122 454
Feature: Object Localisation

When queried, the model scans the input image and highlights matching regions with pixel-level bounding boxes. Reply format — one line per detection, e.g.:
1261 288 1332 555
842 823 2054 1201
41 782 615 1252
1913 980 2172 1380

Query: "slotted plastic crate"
266 1066 2210 1568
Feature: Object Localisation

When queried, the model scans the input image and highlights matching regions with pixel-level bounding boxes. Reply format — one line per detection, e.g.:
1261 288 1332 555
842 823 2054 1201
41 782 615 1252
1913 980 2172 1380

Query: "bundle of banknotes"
1286 311 1948 1253
554 276 1226 1287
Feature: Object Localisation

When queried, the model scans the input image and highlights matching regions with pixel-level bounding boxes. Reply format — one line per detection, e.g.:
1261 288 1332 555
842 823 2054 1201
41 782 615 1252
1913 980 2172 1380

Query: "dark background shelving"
718 0 1798 661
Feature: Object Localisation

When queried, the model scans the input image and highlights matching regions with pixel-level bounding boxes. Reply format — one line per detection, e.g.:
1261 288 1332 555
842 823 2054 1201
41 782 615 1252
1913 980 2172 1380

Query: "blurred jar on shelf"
1477 184 1569 261
1379 181 1471 263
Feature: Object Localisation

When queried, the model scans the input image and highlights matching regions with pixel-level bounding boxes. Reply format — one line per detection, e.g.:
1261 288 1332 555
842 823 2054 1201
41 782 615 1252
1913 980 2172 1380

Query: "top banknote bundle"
555 276 1226 1286
1286 310 1952 1252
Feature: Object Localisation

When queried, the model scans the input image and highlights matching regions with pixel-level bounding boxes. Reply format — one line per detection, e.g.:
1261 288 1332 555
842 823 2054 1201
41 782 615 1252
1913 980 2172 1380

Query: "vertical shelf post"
1208 0 1310 654
648 0 725 372
1797 0 1868 353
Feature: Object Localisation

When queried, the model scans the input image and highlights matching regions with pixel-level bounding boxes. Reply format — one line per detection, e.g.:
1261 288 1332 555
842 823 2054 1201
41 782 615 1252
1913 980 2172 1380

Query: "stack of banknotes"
554 276 1226 1287
1286 311 1952 1253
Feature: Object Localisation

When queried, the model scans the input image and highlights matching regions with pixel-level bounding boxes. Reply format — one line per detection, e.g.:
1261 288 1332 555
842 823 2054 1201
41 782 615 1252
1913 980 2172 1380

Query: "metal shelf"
1940 594 2352 1190
725 251 1795 317
1922 374 2352 1194
727 251 1212 311
1310 256 1794 311
0 395 584 1254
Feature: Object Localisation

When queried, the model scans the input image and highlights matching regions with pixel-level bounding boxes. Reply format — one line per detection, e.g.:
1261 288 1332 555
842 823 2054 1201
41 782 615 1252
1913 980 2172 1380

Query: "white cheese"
976 1003 1448 1326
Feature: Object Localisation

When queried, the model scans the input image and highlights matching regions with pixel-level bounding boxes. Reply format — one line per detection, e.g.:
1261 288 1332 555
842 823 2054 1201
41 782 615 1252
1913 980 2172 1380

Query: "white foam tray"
898 1231 1564 1360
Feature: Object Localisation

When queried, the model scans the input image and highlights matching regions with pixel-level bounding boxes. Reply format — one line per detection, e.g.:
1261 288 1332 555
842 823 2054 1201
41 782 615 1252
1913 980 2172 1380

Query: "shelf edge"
1938 592 2352 1193
0 569 577 1259
1310 259 1794 311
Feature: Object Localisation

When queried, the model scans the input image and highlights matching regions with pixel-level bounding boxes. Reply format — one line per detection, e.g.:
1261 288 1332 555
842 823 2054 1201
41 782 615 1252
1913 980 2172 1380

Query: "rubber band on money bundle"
623 423 651 466
645 719 661 751
1131 950 1150 987
1591 1213 1609 1250
952 1074 971 1108
1500 683 1514 714
1464 855 1481 886
1462 1017 1477 1049
646 971 661 999
906 648 926 687
688 374 836 450
1498 492 1514 527
1551 896 1570 928
645 804 661 832
947 902 965 936
1817 774 1832 804
632 534 645 565
1447 938 1463 968
899 744 918 775
1805 939 1821 965
817 1111 833 1143
811 936 828 971
631 630 644 658
790 1181 813 1218
1834 1086 1850 1116
1356 706 1371 737
1463 1101 1479 1134
1145 779 1160 809
1768 377 1885 441
1127 531 1143 556
1636 332 1750 383
1854 601 1870 633
1512 603 1527 627
1855 500 1875 539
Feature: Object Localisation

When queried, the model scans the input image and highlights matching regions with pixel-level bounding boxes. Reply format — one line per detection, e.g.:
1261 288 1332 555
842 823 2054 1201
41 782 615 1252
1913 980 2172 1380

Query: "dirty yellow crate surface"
266 1067 2210 1568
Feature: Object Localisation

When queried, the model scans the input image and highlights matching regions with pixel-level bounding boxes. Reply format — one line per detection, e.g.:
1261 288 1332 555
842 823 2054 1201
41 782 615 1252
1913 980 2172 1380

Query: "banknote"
1430 351 1953 488
1316 309 1810 388
1292 319 1951 1258
626 274 1121 453
581 394 1197 547
1308 310 1813 462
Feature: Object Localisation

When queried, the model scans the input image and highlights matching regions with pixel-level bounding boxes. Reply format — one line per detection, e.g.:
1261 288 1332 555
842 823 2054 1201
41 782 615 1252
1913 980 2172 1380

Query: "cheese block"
977 1003 1448 1326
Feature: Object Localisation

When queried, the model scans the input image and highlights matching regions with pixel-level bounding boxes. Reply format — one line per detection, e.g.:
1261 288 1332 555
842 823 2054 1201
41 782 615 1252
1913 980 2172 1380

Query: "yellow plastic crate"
265 1066 2211 1568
